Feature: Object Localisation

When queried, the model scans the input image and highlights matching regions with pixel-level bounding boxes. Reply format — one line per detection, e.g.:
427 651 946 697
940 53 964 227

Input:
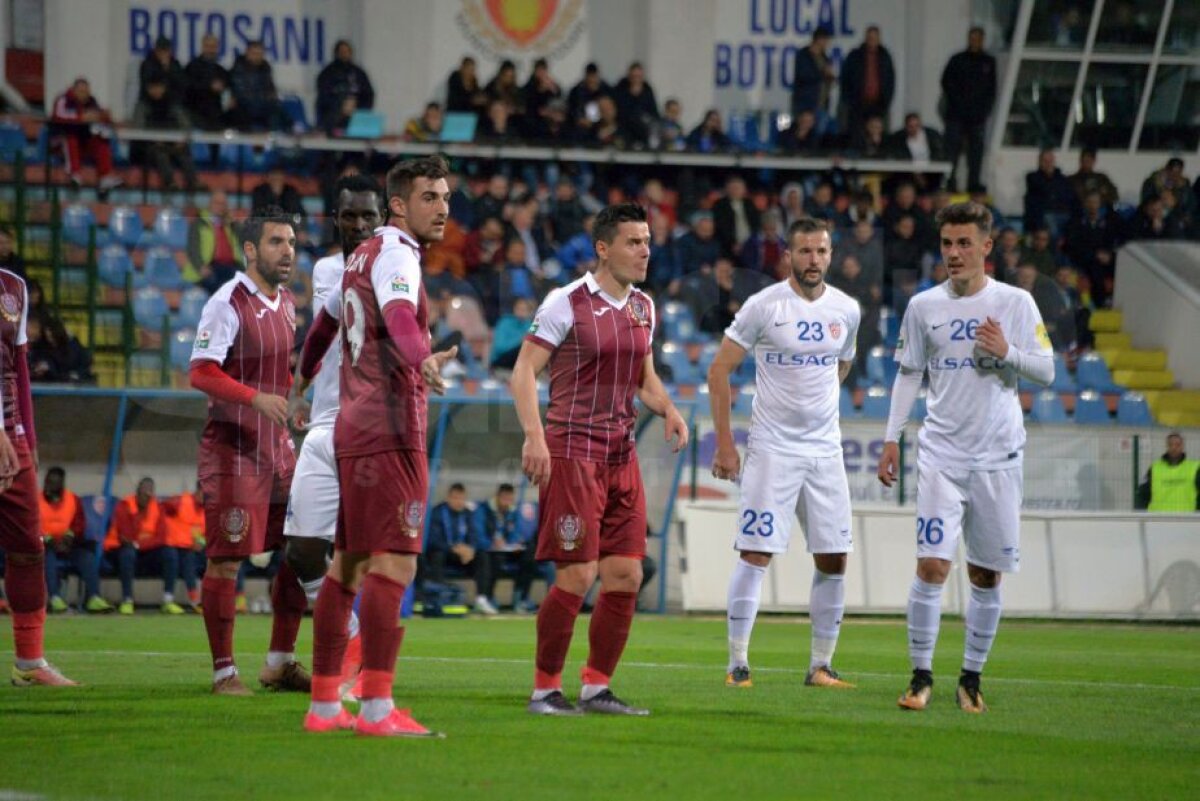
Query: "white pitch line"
39 650 1200 693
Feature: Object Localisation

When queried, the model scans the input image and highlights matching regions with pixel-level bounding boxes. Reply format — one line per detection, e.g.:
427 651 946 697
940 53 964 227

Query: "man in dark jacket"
316 40 375 135
184 34 230 131
940 27 997 191
1063 190 1119 308
613 62 659 147
422 484 497 615
839 26 895 134
138 36 185 105
712 175 761 259
791 27 836 123
130 76 197 192
230 40 283 131
1024 148 1077 238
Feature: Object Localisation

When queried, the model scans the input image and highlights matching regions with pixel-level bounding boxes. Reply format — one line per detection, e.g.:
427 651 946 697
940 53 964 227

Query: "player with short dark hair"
878 201 1054 713
709 216 861 690
2 263 78 686
189 205 309 696
512 201 688 716
302 155 456 737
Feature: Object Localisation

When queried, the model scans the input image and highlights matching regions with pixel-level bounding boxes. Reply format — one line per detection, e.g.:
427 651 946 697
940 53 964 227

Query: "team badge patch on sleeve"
196 330 211 350
1035 323 1051 350
391 274 410 294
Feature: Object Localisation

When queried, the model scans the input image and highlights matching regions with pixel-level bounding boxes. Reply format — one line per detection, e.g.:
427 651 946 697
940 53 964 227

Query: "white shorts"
915 458 1022 573
733 449 853 555
283 426 339 540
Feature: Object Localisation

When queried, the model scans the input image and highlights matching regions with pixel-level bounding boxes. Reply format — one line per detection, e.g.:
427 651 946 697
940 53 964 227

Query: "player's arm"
189 300 289 426
977 300 1055 386
291 292 341 428
878 304 924 488
639 356 689 453
707 336 748 480
512 339 554 486
838 360 853 384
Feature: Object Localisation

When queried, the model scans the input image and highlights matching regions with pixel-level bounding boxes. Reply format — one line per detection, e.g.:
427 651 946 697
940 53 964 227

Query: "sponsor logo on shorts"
0 293 20 322
221 507 249 543
556 514 583 551
400 500 425 538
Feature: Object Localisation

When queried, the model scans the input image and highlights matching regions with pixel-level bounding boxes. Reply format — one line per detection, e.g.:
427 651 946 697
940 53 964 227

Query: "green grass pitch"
2 614 1197 801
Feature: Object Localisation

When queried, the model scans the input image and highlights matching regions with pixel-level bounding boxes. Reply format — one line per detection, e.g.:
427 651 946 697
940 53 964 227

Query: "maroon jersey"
191 273 297 476
331 226 429 458
525 273 655 464
0 269 31 463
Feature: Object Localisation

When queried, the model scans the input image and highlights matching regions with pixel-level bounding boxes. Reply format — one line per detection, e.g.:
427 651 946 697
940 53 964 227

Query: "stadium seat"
733 385 755 416
1076 353 1121 392
170 329 195 371
1049 352 1076 392
143 246 186 291
281 94 310 132
1074 390 1112 425
731 356 755 387
864 346 895 388
63 203 98 247
108 206 144 248
1116 391 1154 426
132 286 169 330
660 343 701 385
697 341 720 374
839 385 856 418
97 244 134 287
152 207 189 250
345 111 385 139
1030 390 1068 423
659 301 699 343
190 141 214 166
177 287 208 329
861 386 890 419
0 122 26 162
128 351 164 387
295 250 314 276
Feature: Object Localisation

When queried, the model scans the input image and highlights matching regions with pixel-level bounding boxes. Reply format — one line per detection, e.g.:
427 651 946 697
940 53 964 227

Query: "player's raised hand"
522 433 552 487
251 392 290 428
975 316 1009 359
420 346 458 396
711 440 741 482
665 407 689 453
877 441 900 487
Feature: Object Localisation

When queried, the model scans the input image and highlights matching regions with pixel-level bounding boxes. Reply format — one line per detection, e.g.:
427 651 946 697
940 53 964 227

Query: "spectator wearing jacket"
423 484 497 615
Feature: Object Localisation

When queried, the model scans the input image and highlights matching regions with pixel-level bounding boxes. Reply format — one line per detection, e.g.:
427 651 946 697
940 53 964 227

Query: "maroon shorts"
201 469 293 559
0 465 42 555
535 457 647 563
336 450 427 554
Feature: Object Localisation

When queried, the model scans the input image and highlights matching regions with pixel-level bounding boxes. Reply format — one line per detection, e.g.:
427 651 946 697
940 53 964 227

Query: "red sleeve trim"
190 360 257 406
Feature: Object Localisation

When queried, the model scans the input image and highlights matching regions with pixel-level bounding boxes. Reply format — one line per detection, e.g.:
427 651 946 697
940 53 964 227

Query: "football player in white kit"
877 202 1054 713
284 174 385 688
708 217 861 689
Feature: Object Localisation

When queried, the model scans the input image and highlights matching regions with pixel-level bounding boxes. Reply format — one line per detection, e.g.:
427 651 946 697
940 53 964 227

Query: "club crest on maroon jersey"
627 295 650 326
0 293 20 323
556 514 583 551
401 500 425 537
221 507 249 543
829 322 842 340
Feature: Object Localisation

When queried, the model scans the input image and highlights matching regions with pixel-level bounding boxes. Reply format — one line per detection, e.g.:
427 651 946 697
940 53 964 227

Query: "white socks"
265 651 294 669
213 665 237 683
809 571 845 670
360 697 394 723
309 700 342 718
580 683 607 701
907 577 944 672
963 584 1002 673
301 576 325 605
727 559 767 671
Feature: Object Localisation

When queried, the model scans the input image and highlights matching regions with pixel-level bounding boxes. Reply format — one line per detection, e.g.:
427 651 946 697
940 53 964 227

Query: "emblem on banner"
457 0 585 60
556 514 583 551
221 507 249 543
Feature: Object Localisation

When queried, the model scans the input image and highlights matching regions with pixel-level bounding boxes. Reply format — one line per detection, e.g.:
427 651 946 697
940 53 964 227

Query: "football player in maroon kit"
301 156 456 737
512 202 688 716
189 207 310 695
2 263 77 687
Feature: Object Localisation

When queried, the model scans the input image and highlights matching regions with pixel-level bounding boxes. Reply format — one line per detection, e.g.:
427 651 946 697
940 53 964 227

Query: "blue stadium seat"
1116 391 1154 427
839 385 856 418
170 329 195 371
731 356 756 387
97 244 133 287
861 386 890 419
281 94 310 132
909 389 928 421
177 287 208 329
295 251 314 276
132 286 169 330
659 301 699 344
864 346 895 388
697 341 720 374
0 123 26 163
1050 352 1075 392
660 343 701 385
1074 390 1112 425
1030 390 1068 423
345 111 385 139
152 207 189 250
190 141 214 166
1076 353 1121 392
108 206 144 248
143 246 186 291
63 203 98 247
